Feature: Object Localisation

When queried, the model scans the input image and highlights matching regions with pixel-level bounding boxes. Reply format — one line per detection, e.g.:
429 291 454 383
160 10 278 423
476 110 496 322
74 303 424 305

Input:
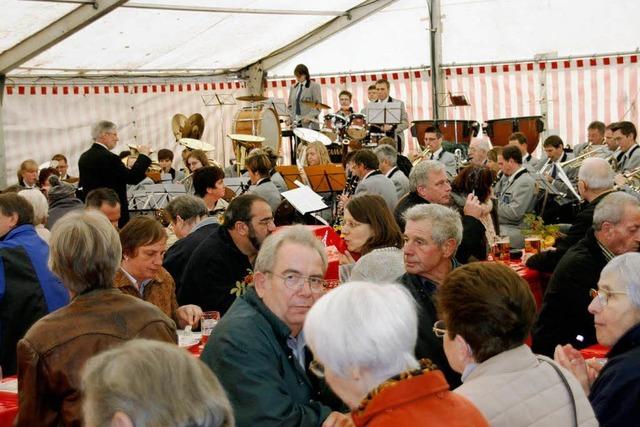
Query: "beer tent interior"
1 0 639 186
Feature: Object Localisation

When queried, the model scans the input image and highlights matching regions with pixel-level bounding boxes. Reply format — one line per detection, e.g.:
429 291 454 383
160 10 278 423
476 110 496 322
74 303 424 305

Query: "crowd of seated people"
3 115 640 426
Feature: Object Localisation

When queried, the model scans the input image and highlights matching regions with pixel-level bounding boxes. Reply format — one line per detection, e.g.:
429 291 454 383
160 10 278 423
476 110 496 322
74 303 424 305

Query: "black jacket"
590 323 640 426
163 222 218 296
527 190 614 273
531 228 607 356
394 191 487 263
178 226 252 314
397 270 461 388
78 143 151 227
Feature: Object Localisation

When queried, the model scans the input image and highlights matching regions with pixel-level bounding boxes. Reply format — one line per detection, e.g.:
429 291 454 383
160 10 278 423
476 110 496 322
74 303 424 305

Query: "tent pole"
0 75 6 188
429 0 445 120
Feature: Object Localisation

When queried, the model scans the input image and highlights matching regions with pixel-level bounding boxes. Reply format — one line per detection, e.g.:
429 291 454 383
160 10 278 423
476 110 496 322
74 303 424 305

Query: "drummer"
360 84 378 115
287 64 322 130
336 90 354 119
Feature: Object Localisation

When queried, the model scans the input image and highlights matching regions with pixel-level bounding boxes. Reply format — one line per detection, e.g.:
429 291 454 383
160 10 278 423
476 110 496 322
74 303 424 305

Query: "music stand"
304 164 347 194
203 93 236 167
224 177 250 195
262 98 288 116
367 102 402 126
276 165 303 190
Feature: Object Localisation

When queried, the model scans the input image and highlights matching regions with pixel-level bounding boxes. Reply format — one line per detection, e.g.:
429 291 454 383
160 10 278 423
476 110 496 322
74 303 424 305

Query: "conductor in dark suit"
78 120 151 227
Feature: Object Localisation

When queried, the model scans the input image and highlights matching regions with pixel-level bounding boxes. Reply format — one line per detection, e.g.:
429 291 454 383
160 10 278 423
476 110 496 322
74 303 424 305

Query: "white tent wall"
2 80 247 185
268 53 640 154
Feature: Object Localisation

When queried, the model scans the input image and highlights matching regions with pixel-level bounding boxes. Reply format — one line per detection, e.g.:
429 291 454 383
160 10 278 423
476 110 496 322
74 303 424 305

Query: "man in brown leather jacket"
15 211 176 427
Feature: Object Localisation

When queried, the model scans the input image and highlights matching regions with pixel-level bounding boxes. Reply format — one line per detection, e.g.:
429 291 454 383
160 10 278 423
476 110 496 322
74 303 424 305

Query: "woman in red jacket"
303 281 488 427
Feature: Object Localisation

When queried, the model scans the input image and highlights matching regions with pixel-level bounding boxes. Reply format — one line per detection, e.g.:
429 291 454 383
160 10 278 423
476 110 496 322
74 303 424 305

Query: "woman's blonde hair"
303 141 331 167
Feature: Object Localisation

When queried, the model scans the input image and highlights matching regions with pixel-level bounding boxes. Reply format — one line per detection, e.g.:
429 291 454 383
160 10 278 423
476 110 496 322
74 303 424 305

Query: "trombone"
412 146 432 166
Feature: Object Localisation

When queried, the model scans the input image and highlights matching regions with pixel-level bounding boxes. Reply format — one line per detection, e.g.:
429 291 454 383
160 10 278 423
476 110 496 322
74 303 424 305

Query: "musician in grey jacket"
287 64 322 131
374 144 410 199
537 135 578 224
493 145 537 249
423 126 457 178
612 121 640 173
349 150 398 211
508 132 545 172
372 79 409 152
244 151 282 213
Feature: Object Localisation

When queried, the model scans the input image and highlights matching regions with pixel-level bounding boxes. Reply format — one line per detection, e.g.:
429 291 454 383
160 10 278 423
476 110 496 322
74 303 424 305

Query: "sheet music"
282 186 328 214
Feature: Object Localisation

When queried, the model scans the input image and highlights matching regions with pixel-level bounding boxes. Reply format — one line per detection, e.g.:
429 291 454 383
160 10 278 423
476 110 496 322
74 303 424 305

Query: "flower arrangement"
230 269 254 297
521 214 564 247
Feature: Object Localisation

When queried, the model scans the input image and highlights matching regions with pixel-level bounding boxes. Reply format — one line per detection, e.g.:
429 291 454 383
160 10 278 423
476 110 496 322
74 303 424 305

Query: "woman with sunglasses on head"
555 252 640 427
438 262 597 427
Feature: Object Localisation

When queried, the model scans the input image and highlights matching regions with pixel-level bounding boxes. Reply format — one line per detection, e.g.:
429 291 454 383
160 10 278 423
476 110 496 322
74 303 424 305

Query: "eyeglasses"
255 217 275 226
590 288 628 306
267 272 327 293
433 320 447 338
309 360 325 378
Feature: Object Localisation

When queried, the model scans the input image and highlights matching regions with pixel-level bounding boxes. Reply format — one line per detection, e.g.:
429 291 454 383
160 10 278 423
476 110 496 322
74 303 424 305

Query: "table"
0 377 18 427
508 260 545 308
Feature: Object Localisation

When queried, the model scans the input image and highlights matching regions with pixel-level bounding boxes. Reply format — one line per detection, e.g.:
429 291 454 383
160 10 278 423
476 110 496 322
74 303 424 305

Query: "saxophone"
332 173 360 232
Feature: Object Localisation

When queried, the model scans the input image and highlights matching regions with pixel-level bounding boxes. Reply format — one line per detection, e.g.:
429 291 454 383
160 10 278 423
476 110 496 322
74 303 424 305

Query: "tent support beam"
0 75 6 188
429 0 446 120
242 63 267 96
0 0 127 75
250 0 399 73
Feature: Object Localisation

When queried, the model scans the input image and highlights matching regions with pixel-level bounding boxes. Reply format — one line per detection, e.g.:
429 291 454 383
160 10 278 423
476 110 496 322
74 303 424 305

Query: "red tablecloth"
0 377 18 427
508 260 544 308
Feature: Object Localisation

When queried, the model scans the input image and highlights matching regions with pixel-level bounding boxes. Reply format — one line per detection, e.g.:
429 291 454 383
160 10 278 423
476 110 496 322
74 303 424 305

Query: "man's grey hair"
49 210 121 294
373 144 398 167
578 157 614 191
403 203 462 250
408 160 445 192
18 188 48 225
304 282 419 390
593 192 640 231
600 253 640 309
164 195 208 225
81 339 235 427
254 225 328 274
91 120 117 141
470 138 491 152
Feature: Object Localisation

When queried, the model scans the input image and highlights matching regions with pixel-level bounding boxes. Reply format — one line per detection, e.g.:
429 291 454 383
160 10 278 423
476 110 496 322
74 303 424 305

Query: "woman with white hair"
303 281 489 426
18 188 50 243
82 339 234 427
555 252 640 426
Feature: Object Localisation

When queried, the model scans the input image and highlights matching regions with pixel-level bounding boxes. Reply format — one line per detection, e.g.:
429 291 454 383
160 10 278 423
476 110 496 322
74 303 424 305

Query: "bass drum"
233 107 282 154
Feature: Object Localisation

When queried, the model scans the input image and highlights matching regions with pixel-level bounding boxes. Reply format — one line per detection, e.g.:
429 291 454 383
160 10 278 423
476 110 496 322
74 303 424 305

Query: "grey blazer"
432 149 457 178
537 152 579 204
619 144 640 173
287 80 322 130
247 179 282 213
387 167 410 199
523 153 544 172
354 172 398 211
494 169 537 227
270 171 288 193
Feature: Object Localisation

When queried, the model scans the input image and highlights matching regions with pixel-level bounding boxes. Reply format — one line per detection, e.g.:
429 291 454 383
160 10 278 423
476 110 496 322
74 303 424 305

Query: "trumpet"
412 146 432 166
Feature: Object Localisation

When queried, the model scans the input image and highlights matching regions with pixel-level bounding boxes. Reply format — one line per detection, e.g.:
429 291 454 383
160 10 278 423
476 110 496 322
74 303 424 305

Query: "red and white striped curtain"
267 54 640 155
3 54 639 184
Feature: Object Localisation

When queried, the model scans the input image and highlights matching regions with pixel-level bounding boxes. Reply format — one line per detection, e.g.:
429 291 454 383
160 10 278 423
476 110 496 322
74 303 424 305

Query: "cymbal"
178 138 215 151
227 133 266 143
302 100 331 110
293 128 332 146
237 95 269 102
171 113 205 140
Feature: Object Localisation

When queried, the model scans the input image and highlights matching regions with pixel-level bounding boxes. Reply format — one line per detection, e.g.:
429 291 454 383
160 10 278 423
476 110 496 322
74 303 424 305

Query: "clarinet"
332 173 360 231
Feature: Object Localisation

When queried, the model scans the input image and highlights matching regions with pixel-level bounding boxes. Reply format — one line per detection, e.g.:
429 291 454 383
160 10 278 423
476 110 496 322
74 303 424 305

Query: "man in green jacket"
201 226 351 427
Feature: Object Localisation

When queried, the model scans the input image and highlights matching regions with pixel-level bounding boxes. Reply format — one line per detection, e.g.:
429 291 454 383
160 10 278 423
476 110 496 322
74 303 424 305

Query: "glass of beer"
200 311 220 343
524 236 543 255
493 236 511 263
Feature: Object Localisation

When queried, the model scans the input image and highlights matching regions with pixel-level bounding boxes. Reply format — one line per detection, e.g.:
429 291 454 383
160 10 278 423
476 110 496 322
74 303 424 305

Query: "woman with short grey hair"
303 281 489 426
556 252 640 426
82 339 234 427
15 210 176 426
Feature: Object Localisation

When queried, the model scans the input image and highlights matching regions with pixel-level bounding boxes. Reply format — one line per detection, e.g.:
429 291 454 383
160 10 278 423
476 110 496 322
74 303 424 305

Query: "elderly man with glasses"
532 192 640 357
200 226 350 427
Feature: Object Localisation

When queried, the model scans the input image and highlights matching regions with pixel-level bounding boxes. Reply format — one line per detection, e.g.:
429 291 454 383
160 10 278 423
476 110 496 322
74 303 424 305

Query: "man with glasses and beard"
178 194 276 315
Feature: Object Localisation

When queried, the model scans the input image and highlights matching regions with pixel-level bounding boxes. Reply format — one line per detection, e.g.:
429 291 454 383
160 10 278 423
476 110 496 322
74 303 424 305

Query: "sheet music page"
282 186 328 214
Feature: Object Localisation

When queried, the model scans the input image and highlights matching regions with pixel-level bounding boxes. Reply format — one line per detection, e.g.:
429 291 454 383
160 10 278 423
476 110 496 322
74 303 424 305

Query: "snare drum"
483 116 544 153
347 113 367 140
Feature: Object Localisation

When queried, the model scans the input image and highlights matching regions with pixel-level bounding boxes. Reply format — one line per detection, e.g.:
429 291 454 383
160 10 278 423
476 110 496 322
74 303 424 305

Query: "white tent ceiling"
2 0 639 79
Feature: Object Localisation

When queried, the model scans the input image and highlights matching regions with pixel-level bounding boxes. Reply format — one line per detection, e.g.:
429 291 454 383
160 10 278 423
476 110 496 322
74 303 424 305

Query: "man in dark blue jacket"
0 193 68 375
